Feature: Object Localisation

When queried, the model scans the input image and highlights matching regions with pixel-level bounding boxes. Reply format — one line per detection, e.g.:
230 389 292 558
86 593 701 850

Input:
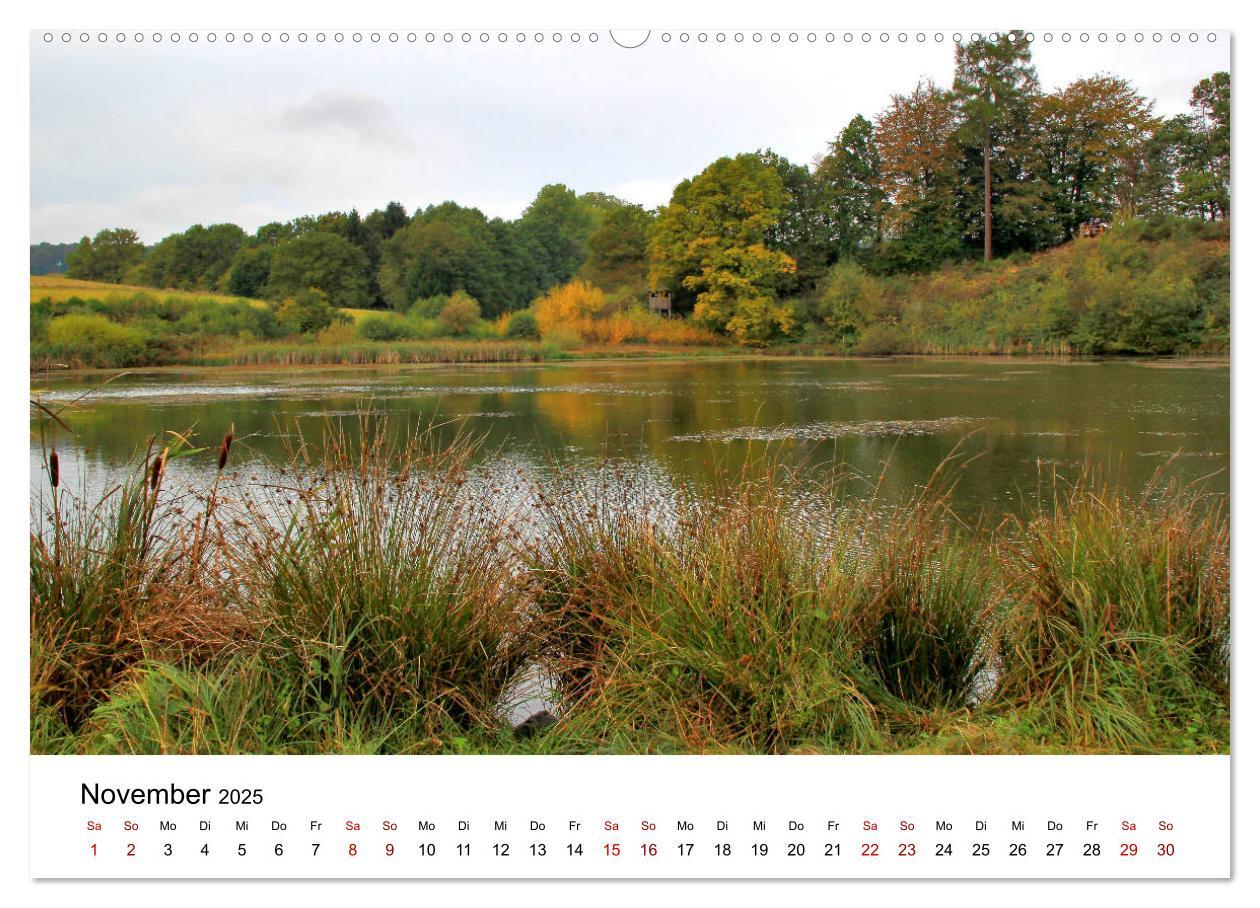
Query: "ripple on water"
760 379 888 391
668 417 980 443
1139 361 1228 370
37 383 317 402
389 383 671 398
296 409 402 418
1018 429 1102 437
35 381 674 404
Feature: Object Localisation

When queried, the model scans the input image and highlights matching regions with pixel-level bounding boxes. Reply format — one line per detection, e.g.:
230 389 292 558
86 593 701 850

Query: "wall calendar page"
14 0 1242 900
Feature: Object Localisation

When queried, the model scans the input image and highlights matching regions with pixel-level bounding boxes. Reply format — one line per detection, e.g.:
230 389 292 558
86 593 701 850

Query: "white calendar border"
5 0 1247 902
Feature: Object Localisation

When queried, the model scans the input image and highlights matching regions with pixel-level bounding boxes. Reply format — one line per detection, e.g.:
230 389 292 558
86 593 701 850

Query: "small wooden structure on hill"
1078 218 1109 239
648 290 673 316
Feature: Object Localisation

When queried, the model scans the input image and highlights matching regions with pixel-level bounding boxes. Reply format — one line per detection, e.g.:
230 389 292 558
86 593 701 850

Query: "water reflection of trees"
30 359 1228 520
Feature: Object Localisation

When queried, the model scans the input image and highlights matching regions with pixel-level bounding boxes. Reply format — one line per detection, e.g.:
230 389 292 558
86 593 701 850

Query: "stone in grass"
498 663 565 735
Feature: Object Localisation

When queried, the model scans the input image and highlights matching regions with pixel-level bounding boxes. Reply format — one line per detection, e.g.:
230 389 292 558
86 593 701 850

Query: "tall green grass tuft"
235 417 528 736
521 463 669 698
996 469 1229 749
847 496 995 711
69 651 459 755
617 480 881 753
525 461 884 752
72 656 306 754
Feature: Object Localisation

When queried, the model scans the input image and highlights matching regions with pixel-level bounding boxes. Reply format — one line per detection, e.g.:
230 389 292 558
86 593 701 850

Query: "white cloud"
31 187 289 245
609 179 676 211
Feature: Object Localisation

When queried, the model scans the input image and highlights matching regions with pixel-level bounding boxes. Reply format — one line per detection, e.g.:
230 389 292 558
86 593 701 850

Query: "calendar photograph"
29 26 1230 767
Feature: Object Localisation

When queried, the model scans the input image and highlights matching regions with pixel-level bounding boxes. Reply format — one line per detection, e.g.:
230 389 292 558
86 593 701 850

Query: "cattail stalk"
48 448 60 489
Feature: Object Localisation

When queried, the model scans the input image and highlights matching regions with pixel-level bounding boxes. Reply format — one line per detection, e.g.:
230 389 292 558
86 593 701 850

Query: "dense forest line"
38 34 1228 353
30 242 76 276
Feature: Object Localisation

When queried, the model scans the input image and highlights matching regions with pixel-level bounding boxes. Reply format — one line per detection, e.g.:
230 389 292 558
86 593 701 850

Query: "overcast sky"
29 30 1230 244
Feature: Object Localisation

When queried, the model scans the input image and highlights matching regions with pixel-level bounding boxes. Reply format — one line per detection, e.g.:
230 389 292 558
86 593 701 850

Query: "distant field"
30 275 268 308
28 276 409 326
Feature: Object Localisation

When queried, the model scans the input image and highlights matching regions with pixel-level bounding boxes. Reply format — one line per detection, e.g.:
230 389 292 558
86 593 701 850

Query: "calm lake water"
30 357 1229 520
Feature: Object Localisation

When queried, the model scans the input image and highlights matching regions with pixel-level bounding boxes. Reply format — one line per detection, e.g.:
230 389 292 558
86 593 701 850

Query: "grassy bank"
30 421 1229 755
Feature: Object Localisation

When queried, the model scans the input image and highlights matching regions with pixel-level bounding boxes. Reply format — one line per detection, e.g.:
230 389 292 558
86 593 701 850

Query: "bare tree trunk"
983 130 993 262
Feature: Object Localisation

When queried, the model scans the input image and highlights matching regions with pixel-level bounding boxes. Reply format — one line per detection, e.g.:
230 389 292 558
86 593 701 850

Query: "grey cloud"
275 91 416 152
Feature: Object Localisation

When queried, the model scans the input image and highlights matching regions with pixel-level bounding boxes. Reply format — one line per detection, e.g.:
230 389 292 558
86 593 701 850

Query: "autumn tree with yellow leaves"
648 153 797 346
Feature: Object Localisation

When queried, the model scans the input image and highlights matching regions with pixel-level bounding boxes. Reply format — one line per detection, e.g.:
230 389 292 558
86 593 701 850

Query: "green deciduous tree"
758 149 832 292
648 153 797 345
267 232 372 309
377 203 538 316
140 223 246 290
30 242 76 276
66 228 145 283
226 247 272 298
815 260 886 343
1175 72 1230 220
579 202 653 294
357 201 412 306
518 184 595 290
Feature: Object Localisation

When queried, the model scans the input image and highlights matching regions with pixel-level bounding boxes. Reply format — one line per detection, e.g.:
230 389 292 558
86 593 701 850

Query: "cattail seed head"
151 447 168 492
217 430 234 472
48 448 60 489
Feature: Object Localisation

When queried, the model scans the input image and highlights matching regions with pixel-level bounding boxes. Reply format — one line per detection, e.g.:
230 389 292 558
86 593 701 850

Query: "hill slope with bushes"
799 218 1228 355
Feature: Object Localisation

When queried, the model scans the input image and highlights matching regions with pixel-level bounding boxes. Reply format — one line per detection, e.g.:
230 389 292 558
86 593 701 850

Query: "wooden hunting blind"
648 290 672 315
1078 218 1109 239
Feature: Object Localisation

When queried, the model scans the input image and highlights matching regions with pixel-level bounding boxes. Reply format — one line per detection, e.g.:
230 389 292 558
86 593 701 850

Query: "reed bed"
994 469 1230 750
30 420 1230 755
31 432 247 737
217 340 547 367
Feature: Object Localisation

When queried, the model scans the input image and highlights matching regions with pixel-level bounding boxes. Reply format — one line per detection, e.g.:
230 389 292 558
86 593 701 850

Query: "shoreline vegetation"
30 220 1230 372
31 417 1229 756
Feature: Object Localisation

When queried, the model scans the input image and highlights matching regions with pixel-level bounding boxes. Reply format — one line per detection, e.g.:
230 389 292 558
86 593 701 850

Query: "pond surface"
30 357 1229 520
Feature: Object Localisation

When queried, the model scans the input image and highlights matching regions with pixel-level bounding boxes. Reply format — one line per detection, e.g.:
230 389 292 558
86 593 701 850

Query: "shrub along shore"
30 420 1229 755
